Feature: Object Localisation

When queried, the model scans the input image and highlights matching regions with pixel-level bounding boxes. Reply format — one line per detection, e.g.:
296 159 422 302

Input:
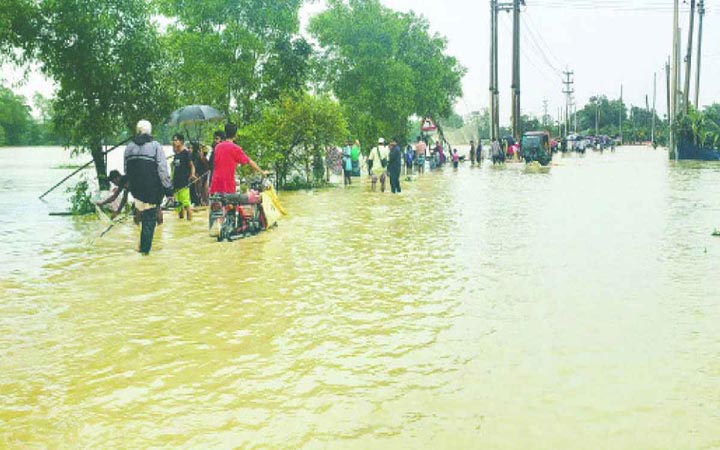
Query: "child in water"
452 149 459 169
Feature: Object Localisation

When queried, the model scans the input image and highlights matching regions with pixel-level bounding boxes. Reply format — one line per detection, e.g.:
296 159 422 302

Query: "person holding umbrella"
209 123 268 195
124 119 173 255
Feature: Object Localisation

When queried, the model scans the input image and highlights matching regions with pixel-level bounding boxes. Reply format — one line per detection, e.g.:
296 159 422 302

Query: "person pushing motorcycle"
209 123 268 195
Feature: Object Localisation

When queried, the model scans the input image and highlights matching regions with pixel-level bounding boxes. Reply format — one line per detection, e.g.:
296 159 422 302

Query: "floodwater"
1 146 719 449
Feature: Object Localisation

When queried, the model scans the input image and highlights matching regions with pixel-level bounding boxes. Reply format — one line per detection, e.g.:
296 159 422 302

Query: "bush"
66 180 96 215
282 175 335 191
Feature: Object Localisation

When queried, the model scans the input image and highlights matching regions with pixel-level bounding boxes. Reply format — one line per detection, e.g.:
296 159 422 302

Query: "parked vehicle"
208 176 283 242
521 131 552 166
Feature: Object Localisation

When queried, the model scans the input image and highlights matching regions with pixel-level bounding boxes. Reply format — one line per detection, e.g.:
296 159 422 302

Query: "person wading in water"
124 120 173 255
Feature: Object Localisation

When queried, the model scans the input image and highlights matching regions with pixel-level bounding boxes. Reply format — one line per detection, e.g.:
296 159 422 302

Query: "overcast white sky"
3 0 718 125
302 0 719 123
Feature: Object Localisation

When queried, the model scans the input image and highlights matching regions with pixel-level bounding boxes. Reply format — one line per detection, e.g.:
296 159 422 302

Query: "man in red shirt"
209 123 267 194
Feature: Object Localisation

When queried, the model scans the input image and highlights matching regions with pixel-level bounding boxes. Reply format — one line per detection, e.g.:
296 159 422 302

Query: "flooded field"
1 146 719 448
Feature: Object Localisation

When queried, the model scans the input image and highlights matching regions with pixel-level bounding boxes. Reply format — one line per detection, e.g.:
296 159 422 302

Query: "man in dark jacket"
387 137 402 194
124 119 173 254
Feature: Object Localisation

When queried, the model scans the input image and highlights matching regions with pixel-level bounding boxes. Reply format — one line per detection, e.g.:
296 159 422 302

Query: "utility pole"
510 0 523 141
489 0 500 142
670 0 679 159
557 106 561 137
619 84 623 145
595 96 600 137
543 98 549 128
562 70 574 137
694 0 705 109
573 102 577 133
652 72 657 144
665 58 671 123
684 0 696 114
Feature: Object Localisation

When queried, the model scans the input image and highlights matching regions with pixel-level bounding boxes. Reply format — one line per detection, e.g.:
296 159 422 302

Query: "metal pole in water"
694 0 704 109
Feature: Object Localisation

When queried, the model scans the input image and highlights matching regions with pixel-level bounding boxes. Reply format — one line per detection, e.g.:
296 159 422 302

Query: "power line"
522 9 565 70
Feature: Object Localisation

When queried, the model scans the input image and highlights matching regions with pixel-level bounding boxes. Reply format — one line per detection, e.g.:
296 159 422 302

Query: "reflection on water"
1 146 719 448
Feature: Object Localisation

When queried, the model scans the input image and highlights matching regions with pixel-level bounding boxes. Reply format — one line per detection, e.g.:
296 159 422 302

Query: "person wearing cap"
124 119 173 255
368 137 389 192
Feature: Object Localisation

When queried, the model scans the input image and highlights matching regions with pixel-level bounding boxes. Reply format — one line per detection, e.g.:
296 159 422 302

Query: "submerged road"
1 146 719 448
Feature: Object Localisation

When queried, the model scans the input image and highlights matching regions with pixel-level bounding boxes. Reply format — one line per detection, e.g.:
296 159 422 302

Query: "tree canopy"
309 0 465 148
1 0 470 189
156 0 308 124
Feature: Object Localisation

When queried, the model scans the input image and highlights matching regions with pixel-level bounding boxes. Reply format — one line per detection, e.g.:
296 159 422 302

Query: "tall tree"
238 93 348 188
0 86 32 145
309 0 465 148
6 0 173 188
155 0 308 124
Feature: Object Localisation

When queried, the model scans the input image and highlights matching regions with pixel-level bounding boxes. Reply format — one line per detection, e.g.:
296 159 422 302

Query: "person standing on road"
342 139 352 186
124 119 173 255
476 139 484 165
209 123 267 195
368 138 389 192
387 137 402 194
469 140 476 166
351 139 361 177
171 133 195 221
414 136 427 174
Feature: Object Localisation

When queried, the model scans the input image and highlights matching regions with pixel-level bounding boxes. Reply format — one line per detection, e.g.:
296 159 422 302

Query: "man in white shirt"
368 137 389 192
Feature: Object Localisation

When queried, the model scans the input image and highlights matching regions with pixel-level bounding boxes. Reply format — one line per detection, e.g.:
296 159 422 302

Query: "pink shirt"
209 141 250 194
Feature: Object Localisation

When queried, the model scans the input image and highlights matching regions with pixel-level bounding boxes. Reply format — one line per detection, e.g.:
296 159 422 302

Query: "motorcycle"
208 176 280 242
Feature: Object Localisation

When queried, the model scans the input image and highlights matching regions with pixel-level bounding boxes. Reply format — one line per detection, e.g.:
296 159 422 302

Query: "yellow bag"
265 185 288 216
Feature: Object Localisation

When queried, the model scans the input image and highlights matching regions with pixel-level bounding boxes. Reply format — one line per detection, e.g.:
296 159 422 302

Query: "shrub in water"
66 180 95 215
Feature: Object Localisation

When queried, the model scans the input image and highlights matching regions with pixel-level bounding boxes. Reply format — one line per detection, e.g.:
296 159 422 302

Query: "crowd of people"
97 120 500 255
325 135 488 192
97 120 268 255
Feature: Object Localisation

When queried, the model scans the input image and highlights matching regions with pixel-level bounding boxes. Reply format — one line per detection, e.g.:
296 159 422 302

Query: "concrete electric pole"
510 0 523 141
489 0 500 142
694 0 705 109
562 70 574 137
670 0 679 158
684 0 696 114
619 84 623 145
652 72 657 145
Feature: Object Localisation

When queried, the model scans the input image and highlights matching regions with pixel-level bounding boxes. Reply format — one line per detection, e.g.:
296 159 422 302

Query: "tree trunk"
90 141 109 190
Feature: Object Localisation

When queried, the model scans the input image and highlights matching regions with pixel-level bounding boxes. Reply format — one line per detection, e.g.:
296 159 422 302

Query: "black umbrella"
167 104 224 126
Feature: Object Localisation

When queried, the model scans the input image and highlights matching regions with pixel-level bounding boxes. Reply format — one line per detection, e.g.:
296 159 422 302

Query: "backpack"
378 147 388 168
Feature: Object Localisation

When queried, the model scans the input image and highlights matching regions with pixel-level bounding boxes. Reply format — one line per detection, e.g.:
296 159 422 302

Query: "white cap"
136 119 152 135
378 138 385 144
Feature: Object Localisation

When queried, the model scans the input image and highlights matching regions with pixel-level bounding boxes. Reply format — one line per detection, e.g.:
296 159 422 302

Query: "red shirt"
209 141 250 194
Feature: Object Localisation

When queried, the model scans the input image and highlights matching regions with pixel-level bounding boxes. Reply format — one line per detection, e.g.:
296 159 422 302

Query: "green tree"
237 93 348 188
9 0 173 188
0 0 38 55
0 86 32 145
156 0 308 124
519 114 543 135
309 0 465 148
439 112 464 129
